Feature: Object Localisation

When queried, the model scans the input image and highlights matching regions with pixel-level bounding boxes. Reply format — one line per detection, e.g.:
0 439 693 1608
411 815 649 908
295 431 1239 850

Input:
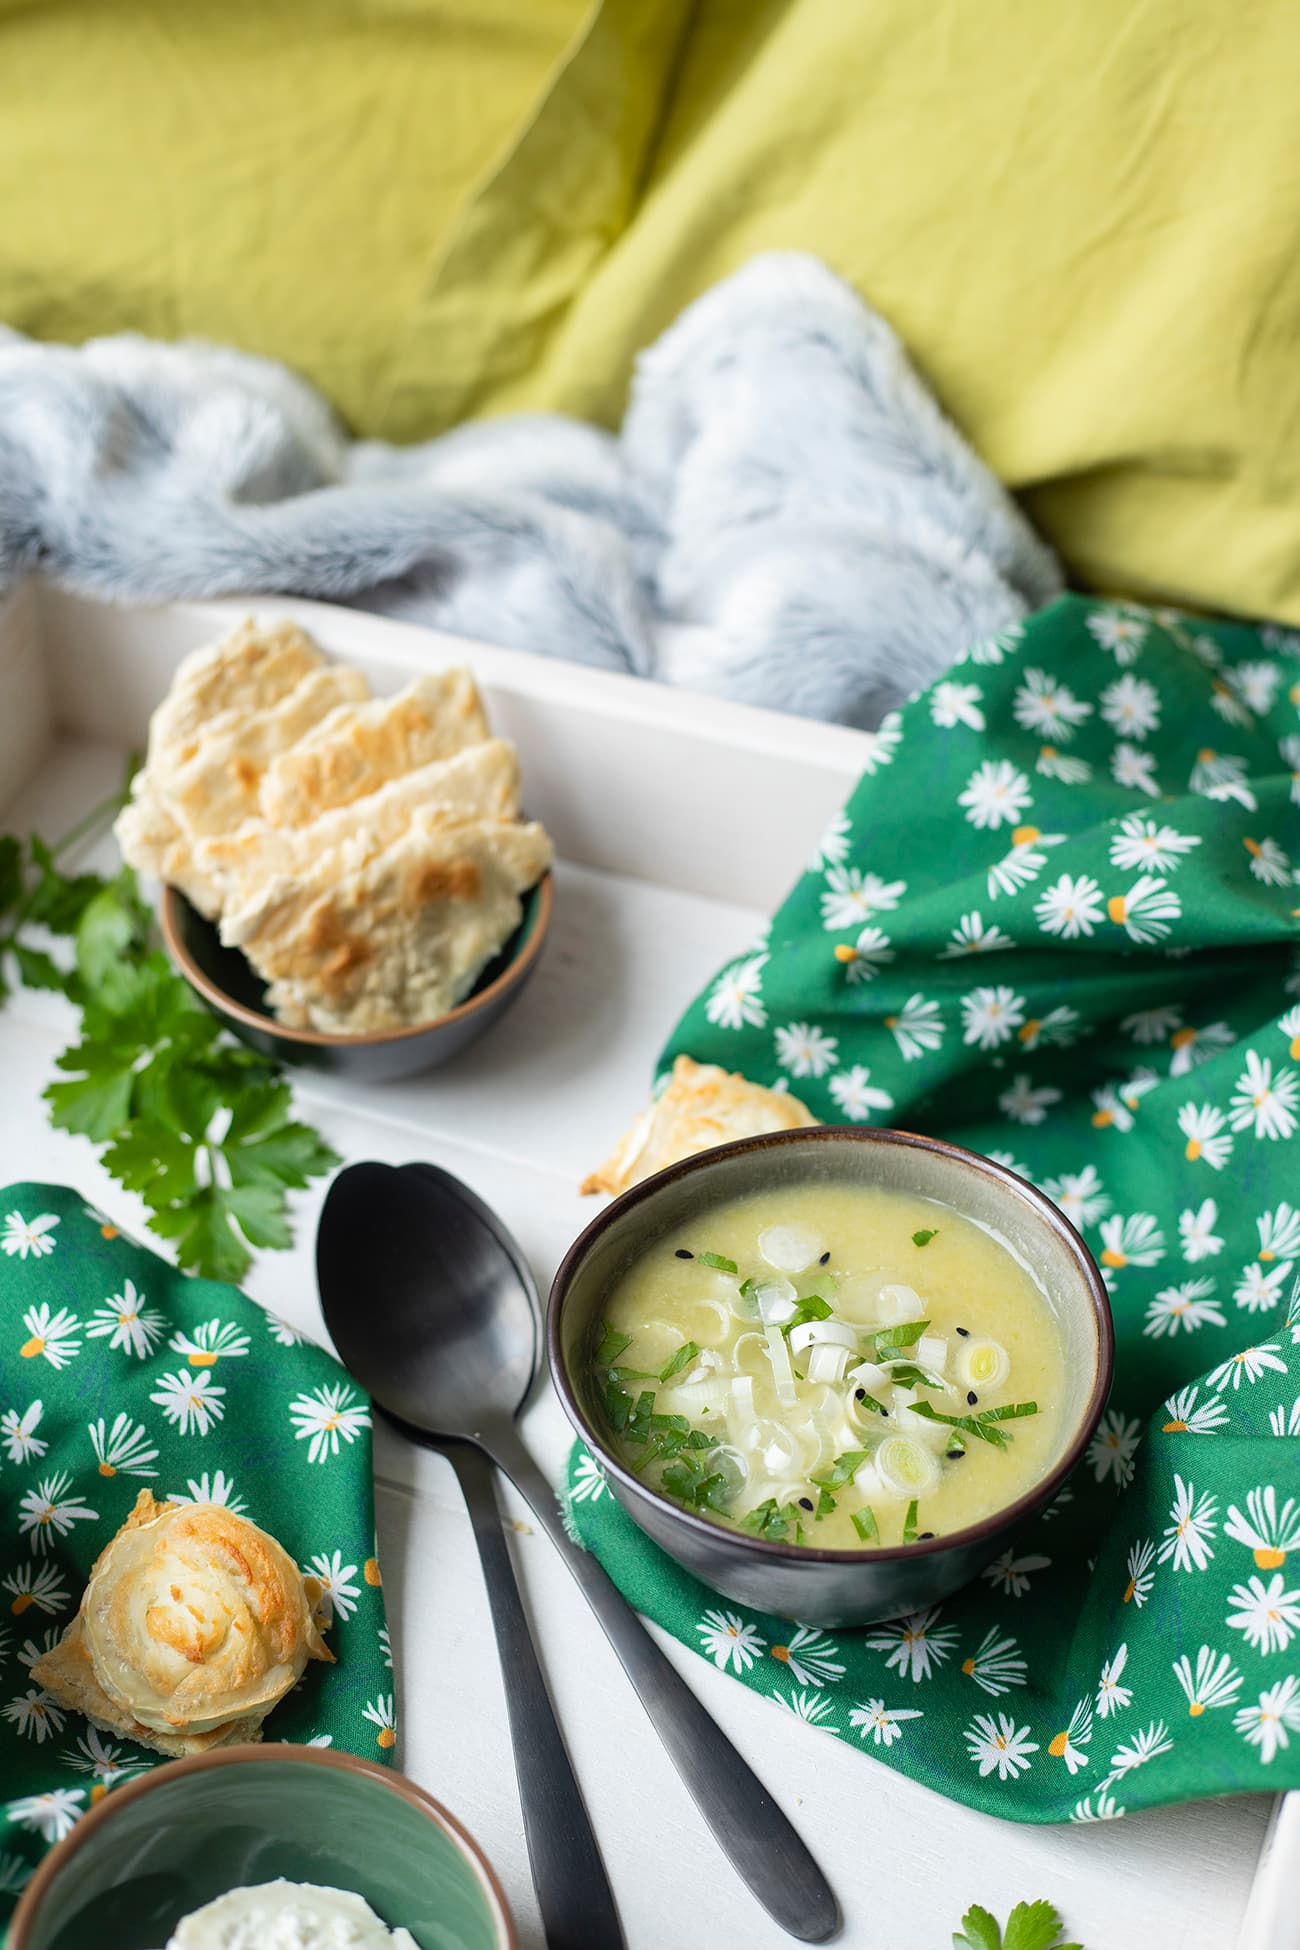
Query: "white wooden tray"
0 581 1286 1950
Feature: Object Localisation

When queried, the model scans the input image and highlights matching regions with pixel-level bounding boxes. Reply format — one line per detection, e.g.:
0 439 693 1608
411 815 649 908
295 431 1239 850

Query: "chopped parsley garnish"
851 1506 879 1543
661 1450 733 1512
740 1498 805 1543
814 1485 837 1520
883 1360 948 1390
697 1251 737 1273
659 1340 701 1382
868 1319 929 1356
903 1498 920 1543
811 1449 870 1490
907 1399 1039 1450
595 1322 633 1366
912 1228 939 1247
780 1294 833 1336
954 1897 1081 1950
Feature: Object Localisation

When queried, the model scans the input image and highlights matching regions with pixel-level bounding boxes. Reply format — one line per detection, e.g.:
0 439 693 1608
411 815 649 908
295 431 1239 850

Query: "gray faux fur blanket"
0 254 1061 727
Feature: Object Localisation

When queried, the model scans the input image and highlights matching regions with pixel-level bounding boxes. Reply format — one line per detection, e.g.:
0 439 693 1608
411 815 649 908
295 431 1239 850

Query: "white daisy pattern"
826 1064 893 1122
774 1021 839 1079
1178 1103 1234 1170
998 1075 1062 1126
1158 1475 1218 1573
961 1627 1028 1697
8 1787 84 1843
1124 1538 1156 1608
1172 1646 1243 1717
939 911 1016 957
1048 1699 1094 1774
289 1384 371 1464
86 1281 166 1360
1 1212 60 1260
1101 674 1161 741
1042 1165 1110 1227
1099 1213 1165 1272
835 925 895 985
704 955 768 1032
1095 1644 1132 1719
18 1305 81 1371
864 1606 958 1684
1087 1411 1142 1486
16 1473 98 1555
696 1609 767 1676
960 985 1026 1051
88 1414 159 1479
1229 1051 1300 1141
982 1551 1051 1599
958 759 1033 831
1235 1262 1291 1314
1 1400 47 1466
775 1689 837 1730
848 1698 924 1747
1012 669 1093 740
1107 1719 1174 1779
1161 1386 1231 1435
1143 1278 1225 1339
1109 816 1203 875
964 1711 1039 1781
1208 1343 1288 1392
1106 876 1181 946
931 680 986 731
570 1452 608 1504
1234 1677 1300 1765
884 994 944 1061
149 1370 226 1439
167 1318 252 1366
303 1551 362 1625
1111 743 1160 796
1222 1487 1300 1569
819 868 906 931
769 1626 845 1689
1178 1203 1224 1262
1087 609 1148 663
168 1470 247 1514
1033 872 1104 940
1225 1574 1300 1656
987 827 1065 901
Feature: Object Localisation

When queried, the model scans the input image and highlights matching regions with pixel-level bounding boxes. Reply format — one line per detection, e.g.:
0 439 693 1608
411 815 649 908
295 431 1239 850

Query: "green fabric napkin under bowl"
569 593 1300 1823
0 1186 392 1921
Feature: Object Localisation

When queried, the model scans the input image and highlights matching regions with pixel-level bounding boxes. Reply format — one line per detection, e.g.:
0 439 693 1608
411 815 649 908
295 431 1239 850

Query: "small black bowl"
548 1126 1112 1628
161 875 552 1083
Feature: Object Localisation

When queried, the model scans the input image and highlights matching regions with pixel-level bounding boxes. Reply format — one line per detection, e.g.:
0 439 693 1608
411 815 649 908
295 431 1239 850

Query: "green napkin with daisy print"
568 593 1300 1824
0 1184 393 1923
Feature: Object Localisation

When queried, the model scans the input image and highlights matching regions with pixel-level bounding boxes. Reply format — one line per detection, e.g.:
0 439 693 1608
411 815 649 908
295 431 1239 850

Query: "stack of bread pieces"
115 617 553 1034
33 1492 332 1757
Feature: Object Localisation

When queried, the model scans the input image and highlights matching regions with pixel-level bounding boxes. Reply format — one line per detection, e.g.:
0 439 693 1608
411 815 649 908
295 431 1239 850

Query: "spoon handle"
440 1438 626 1950
488 1429 840 1946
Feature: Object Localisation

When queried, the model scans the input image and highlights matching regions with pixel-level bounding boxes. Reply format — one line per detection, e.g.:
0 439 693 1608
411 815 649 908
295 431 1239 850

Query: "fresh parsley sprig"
954 1898 1081 1950
0 789 337 1284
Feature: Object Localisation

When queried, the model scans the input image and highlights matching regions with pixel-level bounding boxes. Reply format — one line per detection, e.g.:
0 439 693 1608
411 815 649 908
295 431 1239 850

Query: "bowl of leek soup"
548 1127 1112 1627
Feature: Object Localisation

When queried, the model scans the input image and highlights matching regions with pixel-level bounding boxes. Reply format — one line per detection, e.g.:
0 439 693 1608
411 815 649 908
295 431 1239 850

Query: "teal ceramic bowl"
8 1745 516 1950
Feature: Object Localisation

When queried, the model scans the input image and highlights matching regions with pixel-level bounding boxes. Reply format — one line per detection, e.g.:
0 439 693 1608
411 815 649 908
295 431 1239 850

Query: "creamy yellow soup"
596 1183 1065 1550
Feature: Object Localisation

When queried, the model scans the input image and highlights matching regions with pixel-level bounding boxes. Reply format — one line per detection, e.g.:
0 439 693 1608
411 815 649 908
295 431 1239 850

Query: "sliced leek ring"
958 1338 1010 1391
875 1434 940 1497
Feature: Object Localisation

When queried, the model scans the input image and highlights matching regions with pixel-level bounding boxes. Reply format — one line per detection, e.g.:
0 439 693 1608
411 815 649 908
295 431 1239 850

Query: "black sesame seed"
967 1390 979 1406
855 1387 866 1401
955 1326 970 1338
818 1251 831 1265
880 1407 889 1417
918 1531 936 1540
946 1448 965 1460
798 1496 814 1512
674 1249 693 1260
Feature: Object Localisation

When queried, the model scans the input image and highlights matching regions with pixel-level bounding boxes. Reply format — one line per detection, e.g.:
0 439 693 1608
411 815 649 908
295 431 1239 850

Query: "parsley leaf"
595 1323 634 1366
912 1228 939 1246
851 1505 879 1543
781 1294 833 1335
1 792 337 1284
659 1340 701 1381
908 1400 1039 1449
903 1497 920 1543
868 1319 929 1356
697 1251 738 1273
953 1899 1081 1950
811 1450 869 1490
740 1498 804 1542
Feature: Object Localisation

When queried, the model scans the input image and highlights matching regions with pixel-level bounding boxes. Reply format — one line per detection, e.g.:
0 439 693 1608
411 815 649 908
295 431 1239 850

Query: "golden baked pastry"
32 1490 331 1758
145 618 324 762
581 1055 820 1196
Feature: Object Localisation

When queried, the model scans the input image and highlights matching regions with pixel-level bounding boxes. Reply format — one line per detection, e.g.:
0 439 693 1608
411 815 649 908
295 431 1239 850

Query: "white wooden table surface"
0 721 1274 1950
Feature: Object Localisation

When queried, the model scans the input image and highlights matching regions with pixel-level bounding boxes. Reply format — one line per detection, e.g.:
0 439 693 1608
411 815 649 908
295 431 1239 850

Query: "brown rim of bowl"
159 873 553 1049
8 1741 518 1950
547 1124 1114 1567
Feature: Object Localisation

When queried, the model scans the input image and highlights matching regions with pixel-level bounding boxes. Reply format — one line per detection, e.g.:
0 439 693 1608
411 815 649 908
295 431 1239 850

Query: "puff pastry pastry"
33 1491 331 1757
581 1055 820 1196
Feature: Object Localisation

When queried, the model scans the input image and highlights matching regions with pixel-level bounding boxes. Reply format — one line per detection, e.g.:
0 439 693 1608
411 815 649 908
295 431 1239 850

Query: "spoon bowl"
317 1160 538 1438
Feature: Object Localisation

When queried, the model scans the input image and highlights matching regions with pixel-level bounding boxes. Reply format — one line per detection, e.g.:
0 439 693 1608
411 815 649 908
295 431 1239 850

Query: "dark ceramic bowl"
161 875 552 1082
8 1743 516 1950
548 1126 1112 1628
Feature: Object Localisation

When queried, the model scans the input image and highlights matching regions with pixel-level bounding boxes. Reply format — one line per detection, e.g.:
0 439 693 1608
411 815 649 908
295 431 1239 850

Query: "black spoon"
316 1160 840 1945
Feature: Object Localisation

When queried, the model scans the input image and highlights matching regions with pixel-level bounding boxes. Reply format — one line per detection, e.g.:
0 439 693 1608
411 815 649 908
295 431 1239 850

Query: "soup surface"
595 1182 1066 1550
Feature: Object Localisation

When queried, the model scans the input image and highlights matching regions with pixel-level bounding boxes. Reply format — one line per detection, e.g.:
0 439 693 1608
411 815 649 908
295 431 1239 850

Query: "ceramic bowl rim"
547 1125 1114 1567
160 874 553 1049
8 1741 517 1950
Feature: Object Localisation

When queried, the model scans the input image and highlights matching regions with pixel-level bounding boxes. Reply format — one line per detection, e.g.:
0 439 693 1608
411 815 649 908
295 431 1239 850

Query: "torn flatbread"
259 671 490 828
221 813 553 1033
